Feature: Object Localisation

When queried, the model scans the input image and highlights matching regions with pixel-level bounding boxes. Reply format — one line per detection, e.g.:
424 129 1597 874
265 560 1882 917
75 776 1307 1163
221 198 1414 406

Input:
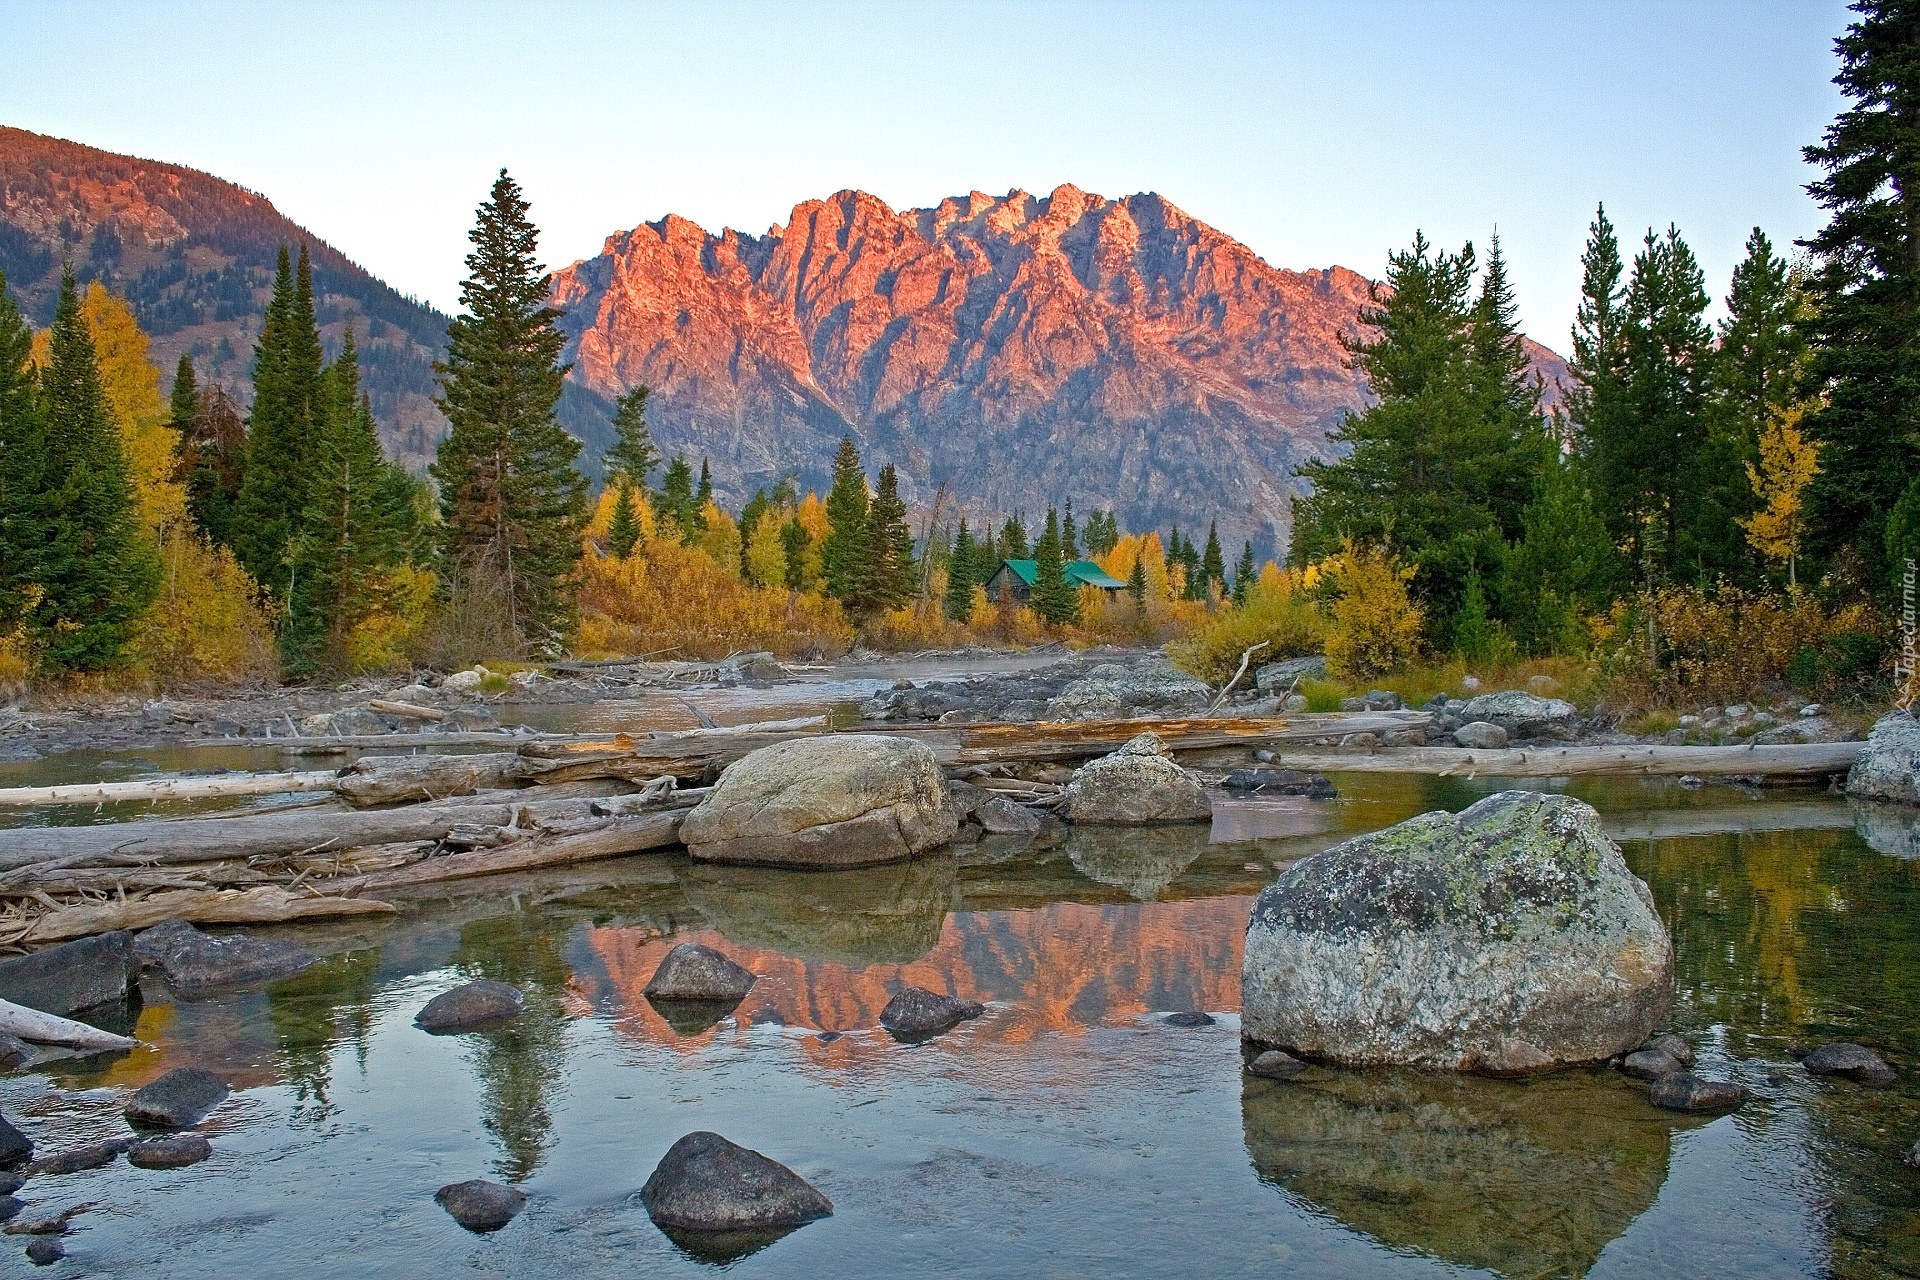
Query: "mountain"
0 126 449 468
552 184 1570 554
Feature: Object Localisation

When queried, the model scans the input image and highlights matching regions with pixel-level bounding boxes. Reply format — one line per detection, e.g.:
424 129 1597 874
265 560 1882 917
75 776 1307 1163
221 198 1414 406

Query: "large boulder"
680 736 956 868
0 932 137 1017
1847 712 1920 805
1046 659 1212 721
1254 655 1326 693
639 1131 832 1233
415 980 525 1033
125 1067 229 1129
1460 691 1577 739
1063 732 1212 826
133 919 316 995
644 943 756 1003
436 1179 526 1232
878 987 985 1040
1242 790 1673 1073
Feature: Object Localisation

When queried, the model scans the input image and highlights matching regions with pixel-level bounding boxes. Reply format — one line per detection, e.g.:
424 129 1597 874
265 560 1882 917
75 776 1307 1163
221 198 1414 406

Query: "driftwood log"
10 886 398 945
0 997 139 1050
1257 741 1862 778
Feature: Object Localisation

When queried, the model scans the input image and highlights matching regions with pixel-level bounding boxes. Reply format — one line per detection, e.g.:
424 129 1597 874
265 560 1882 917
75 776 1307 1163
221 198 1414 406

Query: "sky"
4 1 1853 350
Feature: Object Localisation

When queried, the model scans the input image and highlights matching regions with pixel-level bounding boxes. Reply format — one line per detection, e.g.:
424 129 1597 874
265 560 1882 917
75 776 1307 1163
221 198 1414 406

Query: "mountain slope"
0 126 449 467
553 185 1569 553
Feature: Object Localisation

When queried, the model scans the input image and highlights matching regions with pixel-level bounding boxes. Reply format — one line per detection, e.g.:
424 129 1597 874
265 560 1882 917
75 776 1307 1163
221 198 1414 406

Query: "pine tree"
821 438 869 600
737 488 770 581
432 171 588 653
604 385 659 487
1567 205 1633 582
1127 555 1147 612
998 515 1028 561
1501 450 1616 654
780 517 810 590
1450 567 1497 663
178 384 246 548
26 273 158 671
233 245 326 596
1622 226 1715 581
861 463 916 613
1062 498 1079 560
1200 521 1226 596
945 519 977 622
693 458 713 533
1232 541 1256 606
168 354 198 436
0 269 41 633
1031 508 1078 625
1801 0 1920 595
608 482 642 558
1165 525 1181 573
657 456 696 541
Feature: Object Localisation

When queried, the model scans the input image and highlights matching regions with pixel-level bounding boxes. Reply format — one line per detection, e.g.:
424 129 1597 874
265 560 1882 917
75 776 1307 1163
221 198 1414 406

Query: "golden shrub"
131 535 278 685
343 563 440 674
1168 570 1325 684
576 539 852 660
1322 541 1424 681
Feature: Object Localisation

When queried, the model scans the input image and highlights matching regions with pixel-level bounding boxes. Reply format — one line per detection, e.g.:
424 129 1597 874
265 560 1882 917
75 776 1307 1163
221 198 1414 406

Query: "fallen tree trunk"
1258 741 1862 778
0 997 138 1050
0 769 345 808
310 811 684 895
9 886 397 945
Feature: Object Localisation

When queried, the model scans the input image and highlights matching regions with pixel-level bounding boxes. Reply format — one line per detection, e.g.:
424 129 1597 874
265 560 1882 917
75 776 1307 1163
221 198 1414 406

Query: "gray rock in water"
1218 769 1336 798
0 931 137 1018
1848 712 1920 805
1162 1011 1214 1027
1461 691 1577 738
945 779 988 822
1063 733 1212 826
127 1134 211 1169
442 707 500 732
0 1115 29 1170
1242 790 1673 1074
1452 721 1510 750
1621 1049 1684 1080
435 1179 526 1232
640 1131 832 1237
1247 1049 1308 1078
1801 1041 1897 1084
681 735 956 868
975 796 1042 836
1047 659 1212 721
28 1140 127 1175
0 1035 29 1072
133 919 316 994
24 1236 62 1265
126 1067 229 1130
1648 1072 1748 1112
879 986 985 1040
414 980 525 1034
1638 1033 1694 1067
644 944 756 1003
1254 655 1326 693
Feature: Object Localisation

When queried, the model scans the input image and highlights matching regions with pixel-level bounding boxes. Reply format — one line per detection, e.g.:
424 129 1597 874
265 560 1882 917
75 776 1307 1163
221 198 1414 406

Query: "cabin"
982 559 1128 603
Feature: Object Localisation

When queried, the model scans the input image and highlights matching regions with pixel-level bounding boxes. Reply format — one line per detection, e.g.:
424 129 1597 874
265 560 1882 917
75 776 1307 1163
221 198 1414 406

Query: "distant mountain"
0 126 449 468
552 185 1570 555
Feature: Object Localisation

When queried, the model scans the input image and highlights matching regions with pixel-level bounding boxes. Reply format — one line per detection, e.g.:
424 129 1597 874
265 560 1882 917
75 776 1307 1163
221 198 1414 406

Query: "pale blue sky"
5 1 1850 350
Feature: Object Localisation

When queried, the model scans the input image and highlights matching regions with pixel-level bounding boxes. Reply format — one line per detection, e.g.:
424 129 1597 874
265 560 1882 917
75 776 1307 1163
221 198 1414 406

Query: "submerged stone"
126 1067 229 1130
1648 1071 1748 1112
0 1115 28 1170
1638 1033 1694 1067
1801 1041 1897 1084
414 981 525 1034
28 1140 126 1175
435 1179 526 1232
1247 1049 1308 1078
1242 790 1673 1073
1162 1011 1215 1027
1621 1049 1685 1080
127 1134 212 1169
134 919 316 995
879 987 985 1040
24 1236 62 1265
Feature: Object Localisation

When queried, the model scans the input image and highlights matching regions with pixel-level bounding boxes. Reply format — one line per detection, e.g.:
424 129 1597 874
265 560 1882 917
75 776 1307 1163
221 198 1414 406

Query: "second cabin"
982 559 1128 603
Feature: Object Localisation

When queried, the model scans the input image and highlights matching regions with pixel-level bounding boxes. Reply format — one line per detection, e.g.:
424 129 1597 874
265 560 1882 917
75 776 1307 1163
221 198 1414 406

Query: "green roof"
991 559 1126 590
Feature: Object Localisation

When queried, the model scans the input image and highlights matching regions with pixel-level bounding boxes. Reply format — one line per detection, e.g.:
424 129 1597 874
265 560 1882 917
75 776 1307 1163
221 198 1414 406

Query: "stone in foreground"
1638 1033 1694 1067
1621 1049 1684 1080
126 1067 229 1129
640 1131 832 1233
975 796 1043 835
1848 713 1920 804
643 943 756 1003
1648 1072 1748 1112
127 1135 212 1169
879 987 985 1040
1162 1011 1215 1027
0 1115 28 1170
1452 721 1510 750
681 736 956 868
24 1237 62 1265
436 1179 526 1232
1247 1049 1308 1078
1242 790 1673 1073
1063 733 1212 826
28 1140 125 1175
1460 692 1576 738
1801 1041 1897 1084
134 919 317 994
0 931 138 1017
415 980 525 1034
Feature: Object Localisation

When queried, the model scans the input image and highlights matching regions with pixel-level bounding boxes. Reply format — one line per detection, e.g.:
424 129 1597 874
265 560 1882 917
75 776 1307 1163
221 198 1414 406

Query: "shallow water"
2 773 1918 1277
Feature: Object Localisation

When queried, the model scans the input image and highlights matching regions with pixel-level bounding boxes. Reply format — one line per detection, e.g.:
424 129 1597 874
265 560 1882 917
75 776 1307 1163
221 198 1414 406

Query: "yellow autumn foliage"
1742 400 1822 585
344 562 440 674
1322 540 1424 681
1168 563 1325 684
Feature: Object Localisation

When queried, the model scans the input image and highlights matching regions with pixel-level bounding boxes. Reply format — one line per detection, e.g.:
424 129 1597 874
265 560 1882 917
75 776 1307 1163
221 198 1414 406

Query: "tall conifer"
1200 522 1226 596
234 245 326 596
1031 508 1076 625
432 171 588 653
0 270 41 632
822 438 869 600
945 519 977 622
1232 541 1256 606
861 463 915 613
604 385 659 488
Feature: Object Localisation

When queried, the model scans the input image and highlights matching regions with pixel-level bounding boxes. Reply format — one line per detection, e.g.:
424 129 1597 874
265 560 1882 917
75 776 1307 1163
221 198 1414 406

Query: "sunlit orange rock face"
552 185 1570 551
574 896 1253 1067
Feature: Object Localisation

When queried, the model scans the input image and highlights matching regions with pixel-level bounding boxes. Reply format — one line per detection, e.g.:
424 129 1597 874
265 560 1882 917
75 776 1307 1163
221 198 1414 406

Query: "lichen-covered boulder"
1460 691 1577 739
1846 712 1920 806
1254 655 1326 693
680 735 956 868
1046 659 1211 721
1242 790 1673 1074
1063 732 1212 826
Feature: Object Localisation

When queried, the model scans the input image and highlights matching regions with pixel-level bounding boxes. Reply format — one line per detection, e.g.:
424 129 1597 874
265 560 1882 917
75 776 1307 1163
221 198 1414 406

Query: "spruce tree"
1165 525 1181 573
1801 0 1920 594
608 483 642 558
657 456 696 540
998 515 1028 561
433 172 587 653
1127 555 1147 612
1450 568 1497 663
179 384 247 548
1062 498 1079 560
1200 522 1226 596
27 273 158 671
1031 508 1077 625
1622 226 1715 581
694 459 713 532
945 519 977 622
168 354 199 436
1232 541 1256 606
1567 205 1634 582
1501 450 1616 654
861 463 915 613
780 517 810 590
0 270 41 633
233 245 326 595
821 438 869 600
604 385 659 487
